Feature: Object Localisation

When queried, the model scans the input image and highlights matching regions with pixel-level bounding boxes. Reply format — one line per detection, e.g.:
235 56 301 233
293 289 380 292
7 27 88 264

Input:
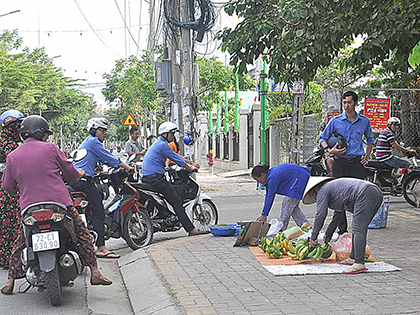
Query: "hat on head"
302 177 336 205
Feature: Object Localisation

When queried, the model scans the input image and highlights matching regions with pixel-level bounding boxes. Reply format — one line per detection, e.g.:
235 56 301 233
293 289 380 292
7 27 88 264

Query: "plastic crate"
368 200 389 229
209 224 238 237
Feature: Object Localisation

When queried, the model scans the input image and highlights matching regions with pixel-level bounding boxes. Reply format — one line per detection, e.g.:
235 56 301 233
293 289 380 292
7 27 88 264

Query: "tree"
102 53 161 141
0 30 95 147
196 56 252 112
217 0 420 84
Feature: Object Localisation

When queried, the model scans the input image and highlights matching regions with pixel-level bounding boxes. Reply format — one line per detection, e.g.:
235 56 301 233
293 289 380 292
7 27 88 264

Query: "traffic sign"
123 113 137 126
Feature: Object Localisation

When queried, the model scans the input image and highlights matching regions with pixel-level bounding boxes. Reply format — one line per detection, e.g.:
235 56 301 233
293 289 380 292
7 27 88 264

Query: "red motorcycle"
68 168 154 250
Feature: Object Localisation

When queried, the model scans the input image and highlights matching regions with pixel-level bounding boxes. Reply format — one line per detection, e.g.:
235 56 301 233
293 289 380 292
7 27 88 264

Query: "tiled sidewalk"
146 208 420 315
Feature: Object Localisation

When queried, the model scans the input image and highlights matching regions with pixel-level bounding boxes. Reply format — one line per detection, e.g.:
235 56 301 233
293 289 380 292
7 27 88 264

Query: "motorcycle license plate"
32 231 60 252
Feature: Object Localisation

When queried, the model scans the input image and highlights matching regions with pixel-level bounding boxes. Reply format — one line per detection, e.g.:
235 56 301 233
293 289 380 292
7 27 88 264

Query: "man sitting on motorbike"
376 117 416 171
1 115 112 295
141 122 204 236
70 118 132 259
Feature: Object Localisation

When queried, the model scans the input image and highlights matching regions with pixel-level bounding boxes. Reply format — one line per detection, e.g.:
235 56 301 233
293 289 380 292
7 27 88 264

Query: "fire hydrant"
206 150 214 173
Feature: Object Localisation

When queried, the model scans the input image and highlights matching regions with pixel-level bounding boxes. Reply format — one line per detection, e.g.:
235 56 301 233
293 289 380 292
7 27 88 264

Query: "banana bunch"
259 237 283 259
290 237 311 260
307 243 332 262
271 232 295 255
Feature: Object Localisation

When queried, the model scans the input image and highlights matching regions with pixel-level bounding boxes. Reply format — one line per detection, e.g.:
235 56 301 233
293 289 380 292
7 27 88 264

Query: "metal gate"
247 114 254 168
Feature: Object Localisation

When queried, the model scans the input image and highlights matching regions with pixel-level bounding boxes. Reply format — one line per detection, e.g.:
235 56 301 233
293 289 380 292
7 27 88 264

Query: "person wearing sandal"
1 116 112 295
303 177 383 274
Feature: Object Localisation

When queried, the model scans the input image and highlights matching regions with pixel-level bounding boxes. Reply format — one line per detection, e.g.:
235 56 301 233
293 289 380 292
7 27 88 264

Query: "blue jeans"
384 155 409 168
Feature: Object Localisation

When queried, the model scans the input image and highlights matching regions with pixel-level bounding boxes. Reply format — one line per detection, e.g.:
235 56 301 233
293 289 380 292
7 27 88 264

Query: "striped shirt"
376 127 395 162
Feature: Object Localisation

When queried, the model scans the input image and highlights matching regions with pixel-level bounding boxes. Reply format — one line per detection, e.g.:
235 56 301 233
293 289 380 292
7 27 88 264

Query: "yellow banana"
299 246 309 260
287 251 297 258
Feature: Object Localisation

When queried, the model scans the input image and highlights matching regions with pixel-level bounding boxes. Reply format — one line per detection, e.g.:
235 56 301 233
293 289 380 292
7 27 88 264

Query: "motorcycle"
131 165 218 234
304 146 331 176
21 202 84 306
364 151 420 207
67 149 154 250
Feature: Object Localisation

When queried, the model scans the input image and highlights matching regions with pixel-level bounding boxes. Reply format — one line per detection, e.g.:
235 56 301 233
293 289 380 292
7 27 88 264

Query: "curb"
118 247 184 315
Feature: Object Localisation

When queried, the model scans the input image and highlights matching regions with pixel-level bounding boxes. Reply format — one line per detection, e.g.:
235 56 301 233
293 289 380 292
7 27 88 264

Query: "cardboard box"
234 221 270 247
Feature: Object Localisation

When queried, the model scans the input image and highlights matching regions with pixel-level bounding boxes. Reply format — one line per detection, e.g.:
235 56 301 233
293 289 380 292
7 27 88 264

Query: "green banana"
312 246 323 260
307 246 318 258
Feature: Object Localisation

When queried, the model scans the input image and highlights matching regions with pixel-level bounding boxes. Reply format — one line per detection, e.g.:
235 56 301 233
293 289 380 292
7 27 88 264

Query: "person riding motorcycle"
1 115 111 295
376 117 416 169
70 117 132 259
141 122 204 236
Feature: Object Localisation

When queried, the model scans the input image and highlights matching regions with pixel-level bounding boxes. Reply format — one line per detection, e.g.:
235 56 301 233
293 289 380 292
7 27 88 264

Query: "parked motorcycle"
304 147 331 176
21 202 84 306
131 165 218 234
68 169 154 250
364 151 420 207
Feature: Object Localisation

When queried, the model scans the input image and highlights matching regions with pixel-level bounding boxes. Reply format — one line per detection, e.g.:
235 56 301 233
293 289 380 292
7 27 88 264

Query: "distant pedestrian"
252 164 310 232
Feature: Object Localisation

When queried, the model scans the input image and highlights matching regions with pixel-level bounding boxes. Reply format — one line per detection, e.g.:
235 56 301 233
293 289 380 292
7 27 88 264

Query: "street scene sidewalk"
120 169 420 315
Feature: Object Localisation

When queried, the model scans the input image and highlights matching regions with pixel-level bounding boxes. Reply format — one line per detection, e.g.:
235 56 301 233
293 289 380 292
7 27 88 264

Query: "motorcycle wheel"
44 266 63 306
123 209 154 250
403 174 420 207
193 200 218 231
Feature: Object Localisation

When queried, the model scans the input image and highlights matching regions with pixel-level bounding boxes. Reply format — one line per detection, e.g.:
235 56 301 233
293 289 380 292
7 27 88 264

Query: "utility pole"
147 0 156 52
180 0 194 161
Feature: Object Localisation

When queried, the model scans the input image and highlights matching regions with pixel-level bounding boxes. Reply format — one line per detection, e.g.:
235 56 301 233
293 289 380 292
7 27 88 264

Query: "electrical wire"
114 0 141 51
73 0 120 57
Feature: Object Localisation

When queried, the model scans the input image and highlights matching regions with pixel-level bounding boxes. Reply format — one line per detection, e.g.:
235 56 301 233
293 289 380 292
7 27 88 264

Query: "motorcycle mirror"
68 148 88 162
128 154 136 163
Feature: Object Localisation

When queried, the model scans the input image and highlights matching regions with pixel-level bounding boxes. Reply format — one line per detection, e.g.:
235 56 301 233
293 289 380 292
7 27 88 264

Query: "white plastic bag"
266 218 283 237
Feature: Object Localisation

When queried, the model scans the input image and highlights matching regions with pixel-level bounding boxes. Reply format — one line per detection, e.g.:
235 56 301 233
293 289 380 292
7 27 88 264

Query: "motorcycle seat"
129 182 157 192
365 160 393 169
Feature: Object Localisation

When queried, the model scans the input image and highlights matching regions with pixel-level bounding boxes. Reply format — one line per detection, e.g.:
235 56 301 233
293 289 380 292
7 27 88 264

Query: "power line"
113 0 141 52
73 0 120 57
16 25 148 34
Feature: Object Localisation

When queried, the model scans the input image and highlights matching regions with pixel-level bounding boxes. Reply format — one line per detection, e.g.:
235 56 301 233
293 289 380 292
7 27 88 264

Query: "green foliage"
101 52 163 141
0 30 94 145
196 56 252 112
217 0 420 85
409 41 420 67
266 82 322 122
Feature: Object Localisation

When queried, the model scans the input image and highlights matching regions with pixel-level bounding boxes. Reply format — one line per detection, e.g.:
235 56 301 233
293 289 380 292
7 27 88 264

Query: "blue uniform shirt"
73 135 122 177
319 113 374 158
261 164 310 216
142 136 186 176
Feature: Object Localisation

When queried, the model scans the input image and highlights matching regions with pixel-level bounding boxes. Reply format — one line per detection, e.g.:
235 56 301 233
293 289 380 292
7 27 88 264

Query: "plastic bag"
331 233 371 261
266 219 283 237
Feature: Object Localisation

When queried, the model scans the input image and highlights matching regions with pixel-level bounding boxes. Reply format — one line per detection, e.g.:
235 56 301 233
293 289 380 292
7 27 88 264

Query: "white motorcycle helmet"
387 117 400 126
158 122 178 135
87 117 109 135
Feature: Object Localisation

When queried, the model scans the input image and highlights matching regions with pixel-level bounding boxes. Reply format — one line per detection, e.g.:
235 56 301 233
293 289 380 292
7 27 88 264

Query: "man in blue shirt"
71 118 132 259
251 164 310 232
142 122 203 236
319 91 374 237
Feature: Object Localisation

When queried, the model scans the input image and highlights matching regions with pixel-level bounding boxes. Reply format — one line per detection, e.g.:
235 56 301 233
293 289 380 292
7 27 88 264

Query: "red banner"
364 97 391 133
327 111 341 122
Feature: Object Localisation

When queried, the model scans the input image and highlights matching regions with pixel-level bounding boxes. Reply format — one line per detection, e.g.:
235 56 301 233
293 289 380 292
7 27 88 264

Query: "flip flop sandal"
96 252 120 259
343 268 368 274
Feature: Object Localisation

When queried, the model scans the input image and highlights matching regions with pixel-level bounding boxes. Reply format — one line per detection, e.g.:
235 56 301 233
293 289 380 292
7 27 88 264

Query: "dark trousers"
70 179 105 247
142 174 195 233
331 156 366 235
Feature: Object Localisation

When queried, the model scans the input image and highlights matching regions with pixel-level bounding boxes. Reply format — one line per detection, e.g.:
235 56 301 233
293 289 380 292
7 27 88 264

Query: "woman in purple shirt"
1 115 112 295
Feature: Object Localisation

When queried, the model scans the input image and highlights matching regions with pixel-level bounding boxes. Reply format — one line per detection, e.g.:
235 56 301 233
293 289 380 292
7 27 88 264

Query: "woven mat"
249 247 400 276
